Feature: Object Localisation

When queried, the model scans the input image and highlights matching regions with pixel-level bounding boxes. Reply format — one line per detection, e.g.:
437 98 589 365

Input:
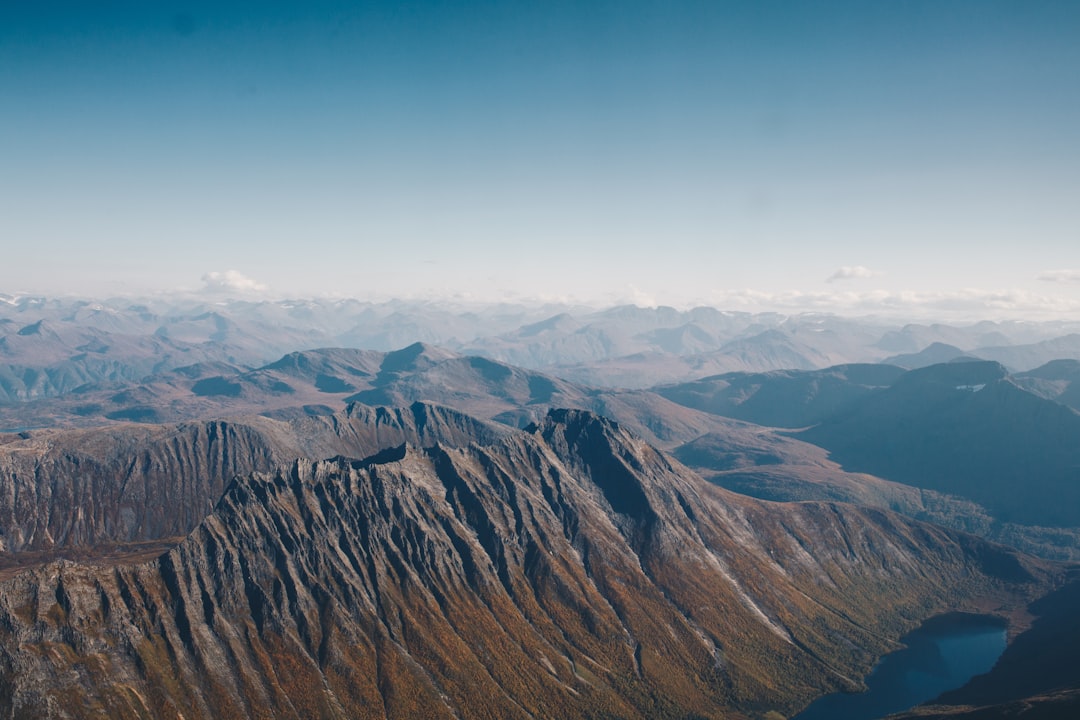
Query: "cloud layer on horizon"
201 270 268 295
692 287 1080 320
1039 269 1080 284
826 266 881 283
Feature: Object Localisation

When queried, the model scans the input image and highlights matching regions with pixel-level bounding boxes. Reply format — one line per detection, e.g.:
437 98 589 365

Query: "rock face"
0 411 1053 720
0 402 508 557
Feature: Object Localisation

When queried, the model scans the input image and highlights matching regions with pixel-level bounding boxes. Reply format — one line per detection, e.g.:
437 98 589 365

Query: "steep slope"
0 402 508 562
1015 358 1080 412
654 361 1080 559
799 361 1080 528
0 410 1056 720
656 363 904 428
673 429 1080 561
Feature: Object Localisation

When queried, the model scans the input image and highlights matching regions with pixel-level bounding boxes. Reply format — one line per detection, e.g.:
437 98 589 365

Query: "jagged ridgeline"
0 402 508 558
0 410 1055 719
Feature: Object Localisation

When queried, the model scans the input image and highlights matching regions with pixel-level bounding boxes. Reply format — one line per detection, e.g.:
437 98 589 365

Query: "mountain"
8 295 1080 396
0 410 1057 719
0 320 244 403
1015 358 1080 412
798 361 1080 528
0 402 508 564
654 361 1080 559
883 342 974 369
655 363 904 428
874 323 1013 355
884 335 1080 374
0 343 774 459
974 334 1080 372
0 346 418 431
553 324 892 389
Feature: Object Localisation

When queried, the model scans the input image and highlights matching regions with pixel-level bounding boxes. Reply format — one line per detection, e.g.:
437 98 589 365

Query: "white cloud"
826 265 881 283
1038 269 1080 284
628 285 659 308
201 270 269 295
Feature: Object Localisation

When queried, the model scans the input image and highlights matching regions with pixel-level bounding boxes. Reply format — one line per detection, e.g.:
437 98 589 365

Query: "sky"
3 1 1080 318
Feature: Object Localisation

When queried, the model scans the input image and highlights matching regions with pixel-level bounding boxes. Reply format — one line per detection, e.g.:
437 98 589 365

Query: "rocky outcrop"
0 402 508 556
0 411 1055 719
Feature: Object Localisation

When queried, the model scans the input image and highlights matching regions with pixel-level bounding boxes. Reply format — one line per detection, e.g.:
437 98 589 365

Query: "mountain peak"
531 408 664 533
379 341 458 374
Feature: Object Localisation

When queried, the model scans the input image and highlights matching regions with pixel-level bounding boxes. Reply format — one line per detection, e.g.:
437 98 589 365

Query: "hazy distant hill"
0 319 245 402
883 342 974 369
6 295 1080 394
1015 359 1080 412
974 333 1080 372
884 336 1080 374
551 324 894 388
874 322 1016 354
656 364 904 428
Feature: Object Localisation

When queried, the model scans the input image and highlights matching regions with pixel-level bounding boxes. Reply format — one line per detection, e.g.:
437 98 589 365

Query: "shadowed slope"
799 362 1080 528
0 402 508 562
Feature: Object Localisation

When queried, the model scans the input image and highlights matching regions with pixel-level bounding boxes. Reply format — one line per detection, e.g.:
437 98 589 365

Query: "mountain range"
4 294 1080 718
0 410 1058 719
6 296 1080 398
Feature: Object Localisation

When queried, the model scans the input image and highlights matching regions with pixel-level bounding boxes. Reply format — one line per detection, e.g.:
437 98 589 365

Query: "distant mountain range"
5 296 1080 397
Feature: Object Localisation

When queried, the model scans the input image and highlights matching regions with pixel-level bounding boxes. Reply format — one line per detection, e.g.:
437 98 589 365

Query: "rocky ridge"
0 411 1055 719
0 402 507 561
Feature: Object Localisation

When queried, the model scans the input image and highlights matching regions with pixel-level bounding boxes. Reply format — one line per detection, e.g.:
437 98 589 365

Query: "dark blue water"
793 614 1007 720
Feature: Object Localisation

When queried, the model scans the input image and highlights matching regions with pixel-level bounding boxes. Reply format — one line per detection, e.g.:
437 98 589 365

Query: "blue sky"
3 1 1080 317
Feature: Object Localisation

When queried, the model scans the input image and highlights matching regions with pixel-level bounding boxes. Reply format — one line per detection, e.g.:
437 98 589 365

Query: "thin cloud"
201 270 269 294
697 287 1080 321
628 285 659 309
1038 269 1080 284
826 265 881 283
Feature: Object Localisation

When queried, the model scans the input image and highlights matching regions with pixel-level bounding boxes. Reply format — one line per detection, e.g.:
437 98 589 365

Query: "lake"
792 613 1007 720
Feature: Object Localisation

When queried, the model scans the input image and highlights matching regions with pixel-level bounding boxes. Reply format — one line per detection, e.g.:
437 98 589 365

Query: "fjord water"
793 614 1007 720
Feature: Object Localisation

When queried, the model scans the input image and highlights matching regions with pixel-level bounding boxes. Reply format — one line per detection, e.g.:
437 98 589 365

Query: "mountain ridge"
0 409 1057 719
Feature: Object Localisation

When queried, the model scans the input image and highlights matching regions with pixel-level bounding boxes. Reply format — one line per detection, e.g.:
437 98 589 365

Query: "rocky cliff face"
0 411 1053 719
0 402 508 557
